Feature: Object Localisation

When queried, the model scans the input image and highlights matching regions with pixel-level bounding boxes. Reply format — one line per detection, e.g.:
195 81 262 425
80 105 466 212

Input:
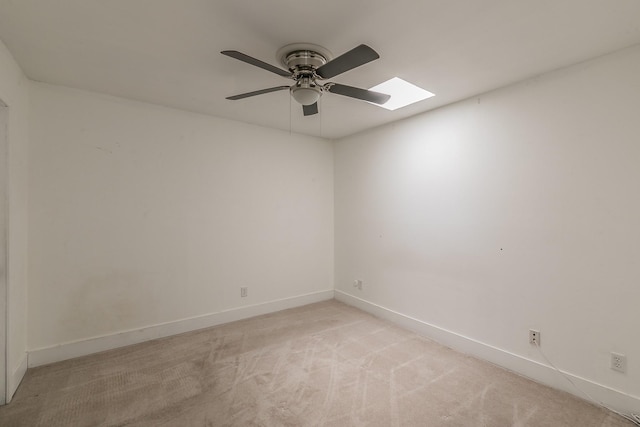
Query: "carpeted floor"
0 300 634 426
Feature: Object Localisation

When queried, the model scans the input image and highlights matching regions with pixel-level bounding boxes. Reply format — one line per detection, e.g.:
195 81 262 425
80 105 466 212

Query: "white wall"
28 83 333 354
0 38 29 402
335 45 640 413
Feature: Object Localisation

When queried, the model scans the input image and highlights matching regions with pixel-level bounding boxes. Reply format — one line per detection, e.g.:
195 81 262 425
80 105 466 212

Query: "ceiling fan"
221 43 390 116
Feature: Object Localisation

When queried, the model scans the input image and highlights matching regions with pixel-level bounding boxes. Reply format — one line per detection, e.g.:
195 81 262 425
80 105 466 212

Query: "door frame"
0 101 8 405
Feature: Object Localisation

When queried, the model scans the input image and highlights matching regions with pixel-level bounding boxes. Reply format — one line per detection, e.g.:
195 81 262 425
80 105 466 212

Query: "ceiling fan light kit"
221 43 390 116
290 78 322 106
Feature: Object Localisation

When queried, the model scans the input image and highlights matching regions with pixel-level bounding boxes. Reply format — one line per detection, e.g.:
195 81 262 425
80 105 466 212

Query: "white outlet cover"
529 329 540 345
611 352 627 373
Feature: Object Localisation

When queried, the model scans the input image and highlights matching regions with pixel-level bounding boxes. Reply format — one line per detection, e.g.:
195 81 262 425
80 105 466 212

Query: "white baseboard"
335 290 640 417
7 352 27 403
28 289 334 368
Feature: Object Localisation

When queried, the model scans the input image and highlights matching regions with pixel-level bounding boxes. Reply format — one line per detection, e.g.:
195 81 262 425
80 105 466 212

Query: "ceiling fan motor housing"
284 50 327 77
277 43 332 73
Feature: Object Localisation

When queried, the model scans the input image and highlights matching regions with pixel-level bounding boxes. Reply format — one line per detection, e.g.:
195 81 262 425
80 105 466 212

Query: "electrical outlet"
353 279 363 290
240 287 248 298
611 352 626 373
529 329 540 345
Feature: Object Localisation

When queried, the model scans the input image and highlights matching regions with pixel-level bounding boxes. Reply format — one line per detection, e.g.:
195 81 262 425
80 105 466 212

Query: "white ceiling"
1 0 640 139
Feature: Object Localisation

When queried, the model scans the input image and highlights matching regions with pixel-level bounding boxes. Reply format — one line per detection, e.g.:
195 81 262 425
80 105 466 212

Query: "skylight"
370 77 434 110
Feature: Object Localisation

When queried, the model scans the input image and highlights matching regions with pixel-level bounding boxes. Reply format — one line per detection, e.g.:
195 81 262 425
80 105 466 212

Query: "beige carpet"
0 300 634 426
